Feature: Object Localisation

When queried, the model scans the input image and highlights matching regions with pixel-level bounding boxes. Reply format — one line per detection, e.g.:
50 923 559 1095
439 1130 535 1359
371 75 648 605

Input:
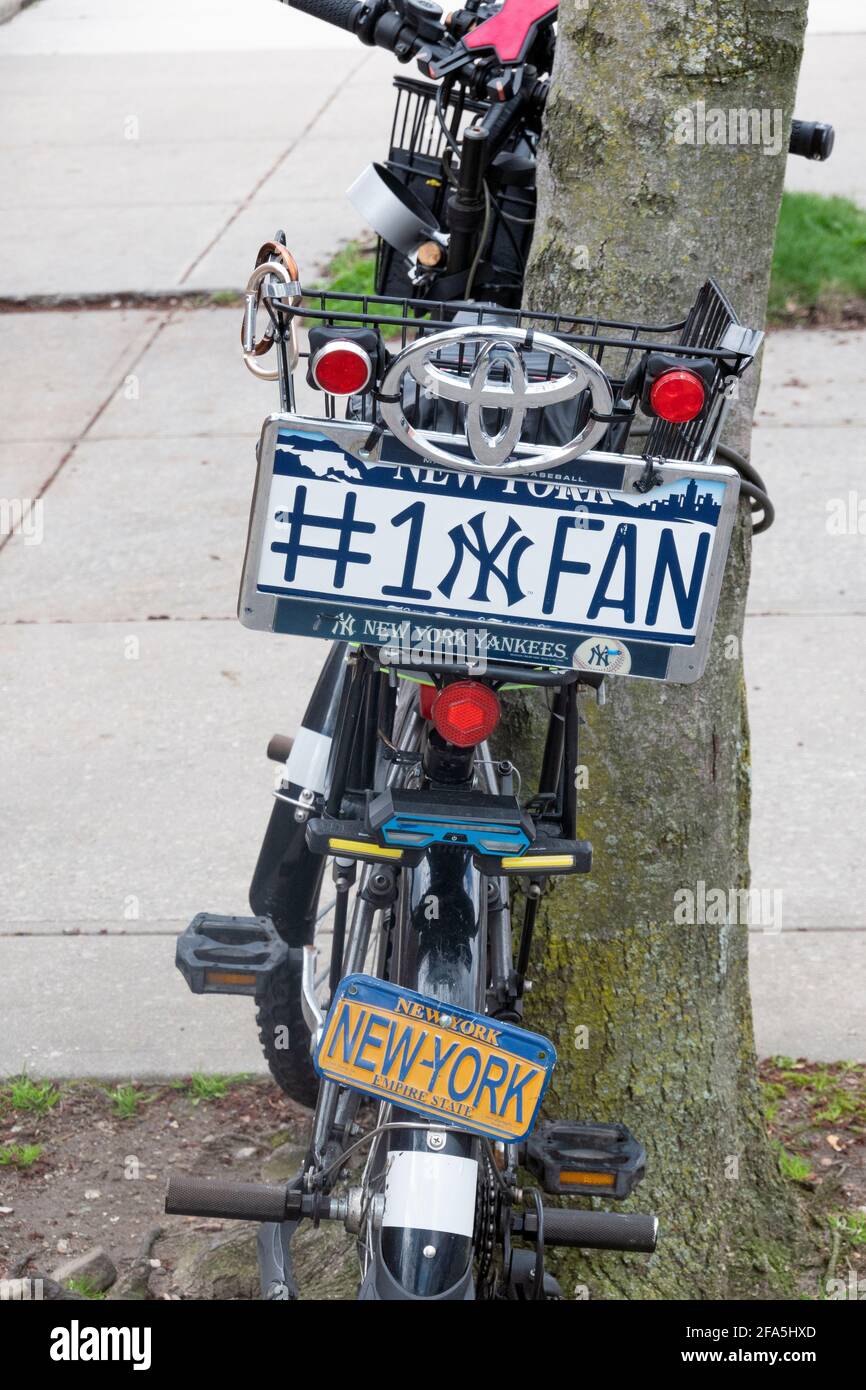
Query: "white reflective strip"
381 1151 478 1237
286 726 331 792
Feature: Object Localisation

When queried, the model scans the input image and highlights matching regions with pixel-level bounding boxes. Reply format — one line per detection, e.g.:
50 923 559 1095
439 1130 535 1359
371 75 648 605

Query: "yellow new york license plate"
315 974 556 1141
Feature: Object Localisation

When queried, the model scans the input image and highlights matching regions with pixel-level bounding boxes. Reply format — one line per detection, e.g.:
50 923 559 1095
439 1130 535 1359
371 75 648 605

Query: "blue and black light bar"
366 787 535 856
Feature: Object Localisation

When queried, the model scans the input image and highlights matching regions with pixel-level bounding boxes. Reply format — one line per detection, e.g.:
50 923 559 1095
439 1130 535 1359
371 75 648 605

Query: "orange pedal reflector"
560 1169 614 1188
205 970 257 988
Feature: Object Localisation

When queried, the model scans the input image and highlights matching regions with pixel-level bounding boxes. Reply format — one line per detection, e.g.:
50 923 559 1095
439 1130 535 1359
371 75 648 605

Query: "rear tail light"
648 368 706 423
310 340 373 395
431 681 500 748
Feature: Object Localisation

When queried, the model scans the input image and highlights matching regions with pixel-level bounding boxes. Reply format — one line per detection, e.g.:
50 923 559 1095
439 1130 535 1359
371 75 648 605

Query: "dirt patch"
2 1064 864 1299
0 1078 354 1298
767 296 866 330
760 1058 866 1297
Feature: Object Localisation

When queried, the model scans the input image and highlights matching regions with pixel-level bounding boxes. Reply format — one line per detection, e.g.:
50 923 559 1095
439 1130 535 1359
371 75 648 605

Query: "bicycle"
165 0 833 1299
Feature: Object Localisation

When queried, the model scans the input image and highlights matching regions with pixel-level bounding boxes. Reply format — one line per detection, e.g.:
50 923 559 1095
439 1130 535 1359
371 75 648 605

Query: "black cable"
499 208 536 227
714 441 774 534
735 476 775 534
713 441 766 493
465 183 492 299
435 81 462 158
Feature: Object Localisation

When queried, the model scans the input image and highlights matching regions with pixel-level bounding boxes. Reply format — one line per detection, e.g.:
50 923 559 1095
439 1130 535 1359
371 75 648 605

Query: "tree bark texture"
514 0 811 1298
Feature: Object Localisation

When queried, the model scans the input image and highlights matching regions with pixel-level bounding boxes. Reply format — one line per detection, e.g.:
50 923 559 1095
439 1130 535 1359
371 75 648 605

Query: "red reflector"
431 681 500 748
649 369 706 423
311 341 373 395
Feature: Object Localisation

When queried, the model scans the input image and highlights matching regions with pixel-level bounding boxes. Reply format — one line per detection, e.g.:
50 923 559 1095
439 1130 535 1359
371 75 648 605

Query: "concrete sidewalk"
2 302 864 1076
1 1 865 1075
0 1 862 298
0 0 393 296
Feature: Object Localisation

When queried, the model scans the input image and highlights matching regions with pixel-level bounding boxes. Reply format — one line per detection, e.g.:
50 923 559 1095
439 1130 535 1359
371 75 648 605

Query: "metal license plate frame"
239 414 740 683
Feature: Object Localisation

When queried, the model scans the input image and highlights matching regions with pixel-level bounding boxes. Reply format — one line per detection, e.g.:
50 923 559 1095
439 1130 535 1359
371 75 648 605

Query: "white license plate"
239 417 740 683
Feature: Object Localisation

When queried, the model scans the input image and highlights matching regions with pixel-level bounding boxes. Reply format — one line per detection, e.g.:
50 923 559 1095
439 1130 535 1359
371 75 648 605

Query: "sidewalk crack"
0 311 175 558
176 50 371 286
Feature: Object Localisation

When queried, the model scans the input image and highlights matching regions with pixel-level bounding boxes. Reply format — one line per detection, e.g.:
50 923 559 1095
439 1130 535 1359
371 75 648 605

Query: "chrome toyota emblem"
378 325 614 475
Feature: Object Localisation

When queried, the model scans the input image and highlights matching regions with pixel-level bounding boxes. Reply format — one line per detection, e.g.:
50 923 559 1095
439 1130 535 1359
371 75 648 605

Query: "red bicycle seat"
462 0 558 65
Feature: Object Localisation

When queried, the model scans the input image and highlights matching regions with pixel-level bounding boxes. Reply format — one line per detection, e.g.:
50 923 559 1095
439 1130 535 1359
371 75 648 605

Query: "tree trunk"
514 0 811 1298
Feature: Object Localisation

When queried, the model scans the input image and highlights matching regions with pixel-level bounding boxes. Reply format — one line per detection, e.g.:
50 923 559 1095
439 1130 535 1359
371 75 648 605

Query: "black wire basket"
375 76 535 304
267 278 756 468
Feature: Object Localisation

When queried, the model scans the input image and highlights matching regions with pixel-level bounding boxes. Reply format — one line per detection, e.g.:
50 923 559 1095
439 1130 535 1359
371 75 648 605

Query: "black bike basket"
375 76 535 305
267 279 753 467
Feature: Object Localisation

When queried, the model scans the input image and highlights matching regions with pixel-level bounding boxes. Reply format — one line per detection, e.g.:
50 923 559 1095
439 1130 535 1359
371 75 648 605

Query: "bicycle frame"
165 0 841 1296
253 645 591 1294
173 244 757 1300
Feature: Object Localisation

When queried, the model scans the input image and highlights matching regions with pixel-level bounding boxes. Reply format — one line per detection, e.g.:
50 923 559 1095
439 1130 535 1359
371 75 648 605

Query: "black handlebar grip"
165 1174 290 1223
524 1208 658 1253
285 0 364 34
789 119 835 161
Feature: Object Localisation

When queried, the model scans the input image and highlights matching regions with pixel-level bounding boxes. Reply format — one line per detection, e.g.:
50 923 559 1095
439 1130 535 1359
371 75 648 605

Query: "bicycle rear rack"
261 276 759 469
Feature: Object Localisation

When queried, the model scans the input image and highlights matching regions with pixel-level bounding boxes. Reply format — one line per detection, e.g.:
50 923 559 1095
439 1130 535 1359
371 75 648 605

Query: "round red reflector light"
431 681 500 748
649 369 706 423
311 341 373 395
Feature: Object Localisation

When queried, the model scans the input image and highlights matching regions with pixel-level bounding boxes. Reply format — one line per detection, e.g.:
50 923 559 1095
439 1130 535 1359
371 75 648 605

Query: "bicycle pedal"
175 913 289 998
523 1120 646 1199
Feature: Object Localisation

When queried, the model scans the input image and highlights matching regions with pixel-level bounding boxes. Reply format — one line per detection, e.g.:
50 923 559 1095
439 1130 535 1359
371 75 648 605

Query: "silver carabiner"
242 259 301 382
